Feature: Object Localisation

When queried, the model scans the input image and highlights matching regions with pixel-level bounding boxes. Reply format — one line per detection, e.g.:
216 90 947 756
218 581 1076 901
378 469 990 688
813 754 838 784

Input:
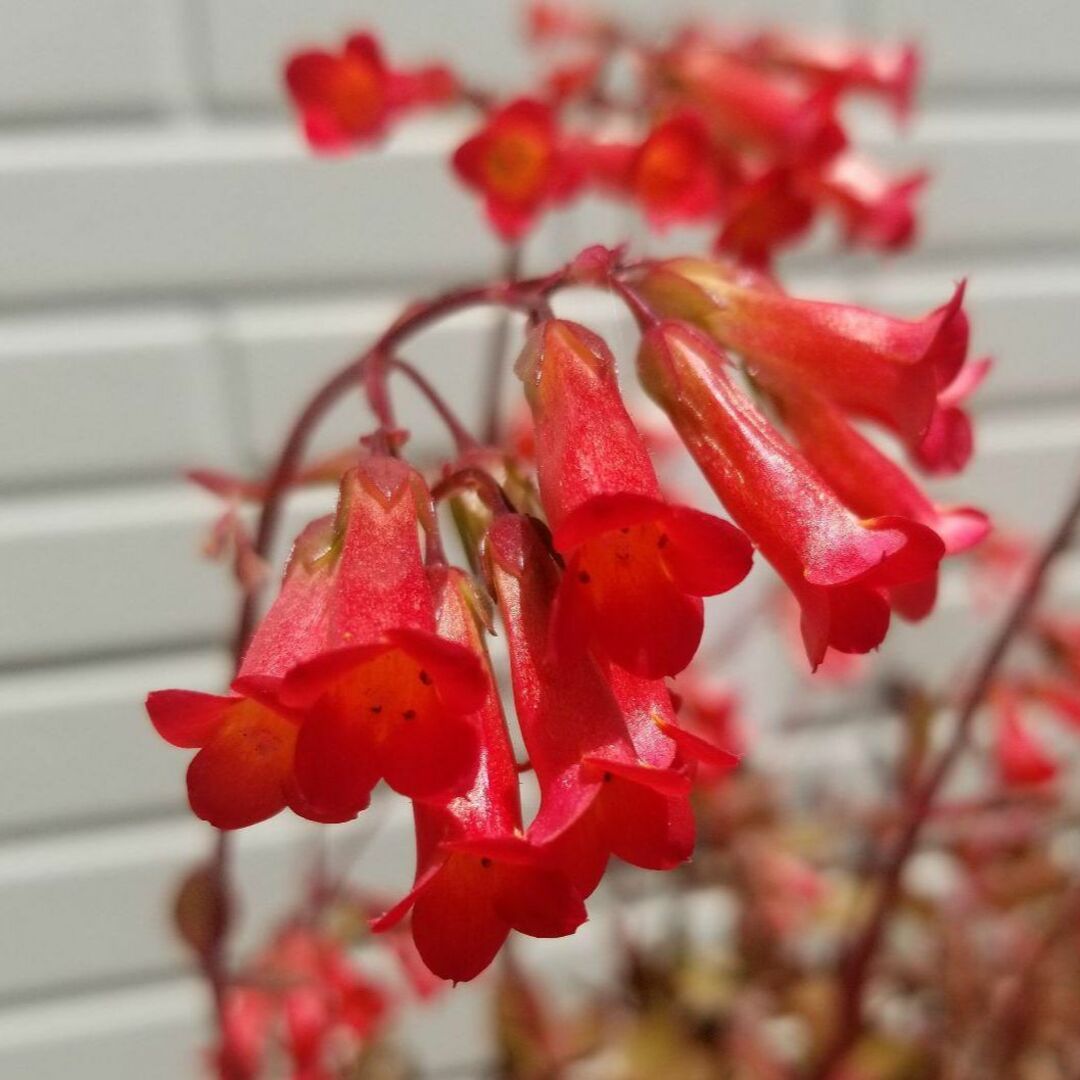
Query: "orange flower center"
482 127 552 202
324 648 438 738
332 59 385 133
634 134 697 206
573 522 671 601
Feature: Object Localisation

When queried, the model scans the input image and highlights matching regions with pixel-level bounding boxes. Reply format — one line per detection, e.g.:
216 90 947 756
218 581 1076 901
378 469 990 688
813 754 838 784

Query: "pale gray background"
1 1 1079 1076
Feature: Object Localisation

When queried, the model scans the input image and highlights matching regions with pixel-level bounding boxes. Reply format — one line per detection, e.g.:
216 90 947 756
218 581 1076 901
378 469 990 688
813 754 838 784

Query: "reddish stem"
482 244 523 446
202 274 556 1041
384 355 480 454
431 465 515 516
807 468 1080 1079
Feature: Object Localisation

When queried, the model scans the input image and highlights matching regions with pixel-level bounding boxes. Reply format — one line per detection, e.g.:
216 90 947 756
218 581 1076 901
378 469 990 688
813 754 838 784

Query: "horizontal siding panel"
0 650 228 836
0 311 235 491
876 0 1080 92
0 803 416 1002
228 291 632 467
0 485 228 666
868 110 1080 253
0 123 507 304
0 969 491 1079
927 404 1080 530
0 0 180 121
850 262 1080 407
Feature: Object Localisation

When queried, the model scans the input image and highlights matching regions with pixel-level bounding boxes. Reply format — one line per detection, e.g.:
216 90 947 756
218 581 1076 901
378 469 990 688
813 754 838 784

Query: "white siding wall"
1 1 1078 1075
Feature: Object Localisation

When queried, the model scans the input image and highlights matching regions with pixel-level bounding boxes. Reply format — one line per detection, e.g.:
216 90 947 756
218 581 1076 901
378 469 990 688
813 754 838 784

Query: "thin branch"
384 355 480 454
481 244 523 446
807 464 1080 1079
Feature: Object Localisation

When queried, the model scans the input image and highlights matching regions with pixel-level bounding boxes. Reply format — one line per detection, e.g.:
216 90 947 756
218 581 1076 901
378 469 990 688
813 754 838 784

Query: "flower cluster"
283 4 922 259
149 247 989 983
149 3 996 1004
962 537 1080 789
212 926 394 1080
629 255 989 669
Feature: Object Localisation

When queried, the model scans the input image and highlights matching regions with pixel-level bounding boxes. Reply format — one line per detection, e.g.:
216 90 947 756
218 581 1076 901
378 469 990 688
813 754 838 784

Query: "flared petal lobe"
517 319 751 677
452 99 575 240
486 514 695 896
632 258 970 460
637 320 944 669
372 567 585 983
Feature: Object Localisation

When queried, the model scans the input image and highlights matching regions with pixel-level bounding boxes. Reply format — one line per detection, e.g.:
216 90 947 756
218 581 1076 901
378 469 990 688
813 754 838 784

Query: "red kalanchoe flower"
993 688 1059 788
372 566 586 983
915 355 991 475
526 1 608 44
811 154 927 252
658 34 846 163
214 987 272 1080
487 514 697 896
452 98 576 240
516 318 752 677
772 385 989 619
285 34 396 152
742 32 919 122
285 34 457 154
632 257 971 464
637 320 945 669
627 113 726 229
278 458 487 819
147 517 340 829
714 166 815 267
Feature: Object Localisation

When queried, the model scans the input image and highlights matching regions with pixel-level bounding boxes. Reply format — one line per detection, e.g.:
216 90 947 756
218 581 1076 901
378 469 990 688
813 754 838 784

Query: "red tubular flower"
516 319 752 678
1029 677 1080 730
743 32 919 122
147 517 340 830
627 113 726 229
372 566 586 984
658 35 846 162
771 384 989 619
487 514 696 896
631 257 971 462
214 988 272 1080
637 320 945 670
276 458 487 819
714 166 815 267
993 688 1059 788
285 34 396 152
452 99 576 240
810 154 926 252
915 356 991 475
285 34 457 153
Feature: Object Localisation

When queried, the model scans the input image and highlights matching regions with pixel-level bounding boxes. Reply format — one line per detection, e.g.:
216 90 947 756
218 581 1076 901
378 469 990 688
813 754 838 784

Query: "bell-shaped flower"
771 384 989 619
487 514 696 896
516 318 752 678
914 356 991 475
146 516 341 829
740 32 919 121
637 320 946 670
452 99 578 240
810 154 926 252
372 566 586 983
626 113 726 229
276 457 487 819
714 166 815 267
284 33 453 153
993 688 1059 788
631 257 970 462
657 34 846 162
